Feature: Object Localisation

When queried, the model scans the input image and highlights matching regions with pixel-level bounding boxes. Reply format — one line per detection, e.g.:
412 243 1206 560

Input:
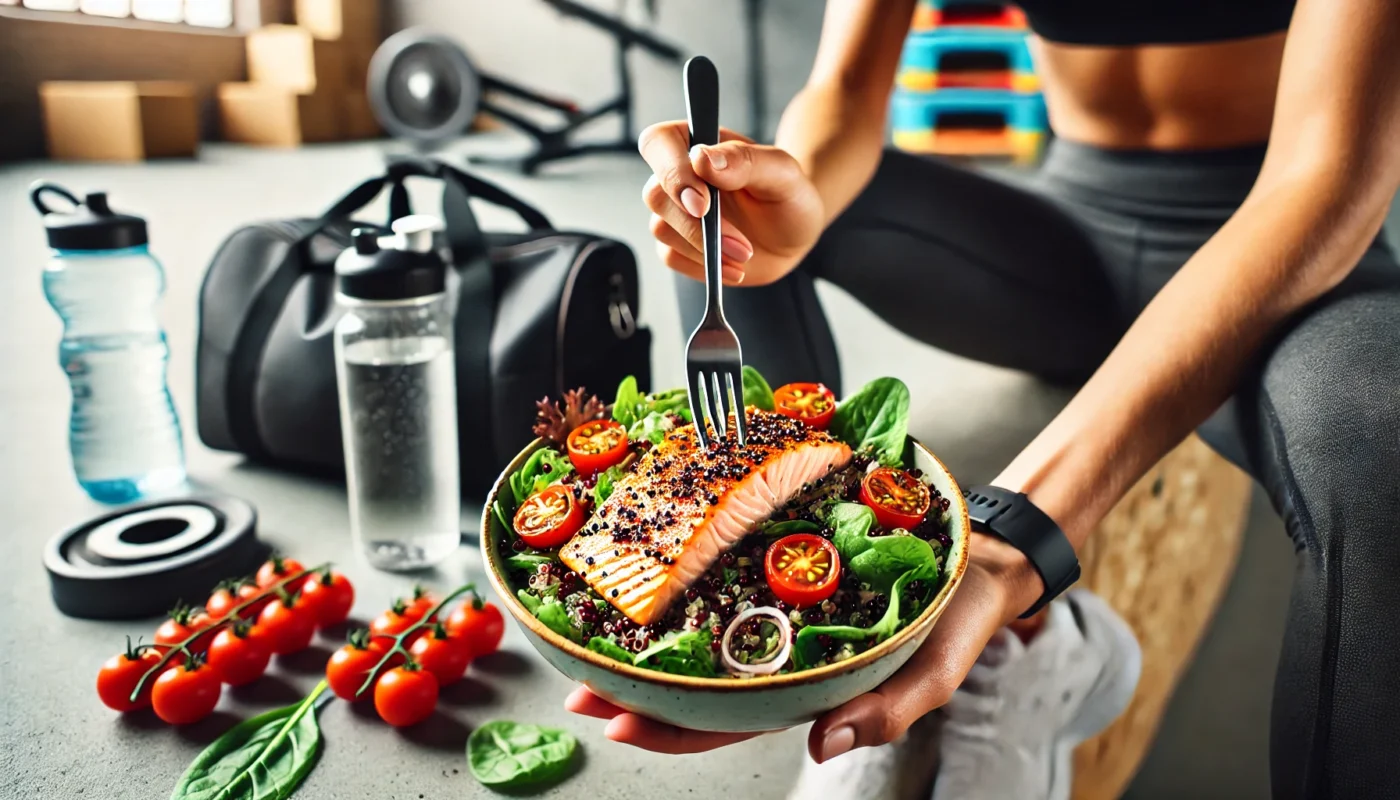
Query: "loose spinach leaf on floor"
793 570 923 668
587 635 635 665
468 720 578 788
170 680 328 800
829 377 911 466
742 365 775 411
634 629 717 677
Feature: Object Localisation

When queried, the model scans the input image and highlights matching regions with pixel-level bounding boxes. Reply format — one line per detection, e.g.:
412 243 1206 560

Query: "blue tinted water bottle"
33 182 186 503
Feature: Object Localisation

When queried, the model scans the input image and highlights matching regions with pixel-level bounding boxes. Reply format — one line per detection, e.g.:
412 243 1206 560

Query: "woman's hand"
566 533 1043 761
638 121 826 287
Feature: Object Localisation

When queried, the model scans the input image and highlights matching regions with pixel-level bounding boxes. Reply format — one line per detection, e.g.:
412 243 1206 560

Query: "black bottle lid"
30 182 149 251
335 215 448 301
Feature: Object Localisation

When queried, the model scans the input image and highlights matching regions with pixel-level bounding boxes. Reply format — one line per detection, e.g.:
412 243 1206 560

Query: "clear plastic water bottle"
33 183 186 504
334 215 461 571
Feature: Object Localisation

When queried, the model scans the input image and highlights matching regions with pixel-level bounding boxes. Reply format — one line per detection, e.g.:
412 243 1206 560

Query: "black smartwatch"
962 485 1080 618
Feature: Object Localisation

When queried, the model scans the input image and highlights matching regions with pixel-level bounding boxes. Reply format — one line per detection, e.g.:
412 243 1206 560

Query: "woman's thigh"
673 149 1125 394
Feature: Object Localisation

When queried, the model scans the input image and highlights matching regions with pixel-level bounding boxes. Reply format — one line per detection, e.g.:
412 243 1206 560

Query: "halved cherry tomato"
772 383 837 430
513 485 586 549
565 419 629 476
860 467 931 530
764 534 841 609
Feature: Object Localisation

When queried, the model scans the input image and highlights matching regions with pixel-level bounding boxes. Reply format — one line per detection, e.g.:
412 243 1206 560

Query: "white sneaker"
931 589 1141 800
786 712 941 800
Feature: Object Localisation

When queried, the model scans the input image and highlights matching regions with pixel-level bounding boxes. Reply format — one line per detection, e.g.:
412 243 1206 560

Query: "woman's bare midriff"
1031 32 1286 151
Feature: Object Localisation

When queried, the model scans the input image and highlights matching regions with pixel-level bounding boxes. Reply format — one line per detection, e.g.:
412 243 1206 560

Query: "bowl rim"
481 435 971 691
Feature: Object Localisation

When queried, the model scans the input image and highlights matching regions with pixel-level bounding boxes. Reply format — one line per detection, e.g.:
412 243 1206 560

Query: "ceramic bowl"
481 436 970 732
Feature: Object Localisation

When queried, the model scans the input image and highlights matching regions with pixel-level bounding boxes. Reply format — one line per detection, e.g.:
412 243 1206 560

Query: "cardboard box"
247 24 345 94
295 0 379 44
40 82 198 162
218 82 341 146
342 90 381 139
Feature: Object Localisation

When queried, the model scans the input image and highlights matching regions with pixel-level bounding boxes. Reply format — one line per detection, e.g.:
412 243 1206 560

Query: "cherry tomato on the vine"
151 659 222 725
96 640 164 712
204 583 242 621
370 601 421 644
256 556 307 591
326 629 387 701
255 593 316 655
409 625 472 686
444 600 504 657
207 623 270 686
404 586 438 623
237 581 273 619
301 569 355 627
374 664 438 727
154 605 199 647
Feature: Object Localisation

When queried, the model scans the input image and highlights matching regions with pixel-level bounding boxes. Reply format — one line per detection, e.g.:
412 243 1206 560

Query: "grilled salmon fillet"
559 408 852 625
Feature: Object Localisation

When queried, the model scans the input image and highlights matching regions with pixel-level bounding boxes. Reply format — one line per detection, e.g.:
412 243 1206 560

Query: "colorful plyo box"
912 0 1028 32
898 28 1040 93
891 89 1047 164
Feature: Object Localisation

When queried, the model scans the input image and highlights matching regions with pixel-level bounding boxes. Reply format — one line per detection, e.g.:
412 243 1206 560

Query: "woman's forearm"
774 82 889 227
995 171 1394 548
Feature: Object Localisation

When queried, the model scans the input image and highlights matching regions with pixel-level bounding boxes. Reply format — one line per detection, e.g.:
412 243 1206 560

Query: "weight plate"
44 495 268 620
368 28 483 143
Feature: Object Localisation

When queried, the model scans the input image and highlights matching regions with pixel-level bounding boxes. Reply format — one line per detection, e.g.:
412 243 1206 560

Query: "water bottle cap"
335 216 448 301
30 182 149 251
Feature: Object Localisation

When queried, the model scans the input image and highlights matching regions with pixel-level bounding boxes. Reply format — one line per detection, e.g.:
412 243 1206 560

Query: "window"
17 0 233 27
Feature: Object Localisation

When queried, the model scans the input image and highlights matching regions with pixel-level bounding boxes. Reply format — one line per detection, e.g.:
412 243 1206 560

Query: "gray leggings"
675 140 1400 799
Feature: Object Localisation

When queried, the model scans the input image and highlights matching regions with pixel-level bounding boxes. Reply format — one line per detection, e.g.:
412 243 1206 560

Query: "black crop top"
1013 0 1297 45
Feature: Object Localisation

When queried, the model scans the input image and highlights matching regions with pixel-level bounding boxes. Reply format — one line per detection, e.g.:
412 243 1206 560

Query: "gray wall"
386 0 826 142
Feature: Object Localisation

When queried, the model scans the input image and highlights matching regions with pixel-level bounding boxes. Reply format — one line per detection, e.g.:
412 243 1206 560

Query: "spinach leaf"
634 629 718 677
467 720 578 788
793 570 922 668
612 375 644 428
592 465 626 505
824 502 939 591
759 519 822 537
530 448 575 495
627 411 673 445
170 680 328 800
507 553 556 572
829 377 911 466
534 601 580 642
492 497 516 539
517 588 542 614
644 387 690 419
742 365 775 411
586 635 635 665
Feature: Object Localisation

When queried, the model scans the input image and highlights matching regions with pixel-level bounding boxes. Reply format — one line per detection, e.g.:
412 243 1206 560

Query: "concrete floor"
4 135 1391 798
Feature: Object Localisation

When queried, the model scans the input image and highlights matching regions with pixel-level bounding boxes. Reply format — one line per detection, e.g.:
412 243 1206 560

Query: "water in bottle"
34 183 185 504
334 217 460 571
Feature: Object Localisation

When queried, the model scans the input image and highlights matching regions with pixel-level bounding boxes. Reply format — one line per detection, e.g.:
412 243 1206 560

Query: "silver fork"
682 55 747 449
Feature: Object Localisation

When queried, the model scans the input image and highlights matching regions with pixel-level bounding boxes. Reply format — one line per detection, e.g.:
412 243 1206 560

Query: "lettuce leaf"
824 502 939 591
592 465 626 506
586 636 635 665
829 377 911 466
742 366 775 411
793 569 929 668
634 629 718 677
612 375 644 428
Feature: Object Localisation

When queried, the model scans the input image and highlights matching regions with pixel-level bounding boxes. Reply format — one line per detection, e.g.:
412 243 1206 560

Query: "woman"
565 0 1400 797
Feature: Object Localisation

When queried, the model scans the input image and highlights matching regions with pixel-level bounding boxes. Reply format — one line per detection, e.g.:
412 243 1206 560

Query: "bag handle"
319 157 551 263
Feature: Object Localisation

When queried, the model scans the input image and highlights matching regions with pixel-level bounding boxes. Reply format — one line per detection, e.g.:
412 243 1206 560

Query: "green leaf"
627 411 673 445
506 553 555 571
586 636 635 665
829 377 911 466
758 519 822 537
592 465 626 506
535 601 580 643
517 589 542 614
467 720 578 788
529 449 575 496
823 502 939 591
509 449 547 506
492 498 516 539
612 376 643 428
741 365 775 411
794 570 922 668
170 680 328 800
634 629 717 677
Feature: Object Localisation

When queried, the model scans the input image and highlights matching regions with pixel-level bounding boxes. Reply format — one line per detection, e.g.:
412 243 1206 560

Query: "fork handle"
684 55 725 321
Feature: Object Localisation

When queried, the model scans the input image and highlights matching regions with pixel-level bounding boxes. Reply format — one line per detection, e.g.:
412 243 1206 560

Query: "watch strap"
963 485 1080 618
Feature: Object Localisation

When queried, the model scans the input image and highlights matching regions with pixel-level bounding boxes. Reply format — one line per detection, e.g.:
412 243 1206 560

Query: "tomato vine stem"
127 563 332 703
354 583 479 698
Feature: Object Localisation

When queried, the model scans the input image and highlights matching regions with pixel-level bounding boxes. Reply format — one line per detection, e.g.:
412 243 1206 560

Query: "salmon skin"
559 408 853 625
